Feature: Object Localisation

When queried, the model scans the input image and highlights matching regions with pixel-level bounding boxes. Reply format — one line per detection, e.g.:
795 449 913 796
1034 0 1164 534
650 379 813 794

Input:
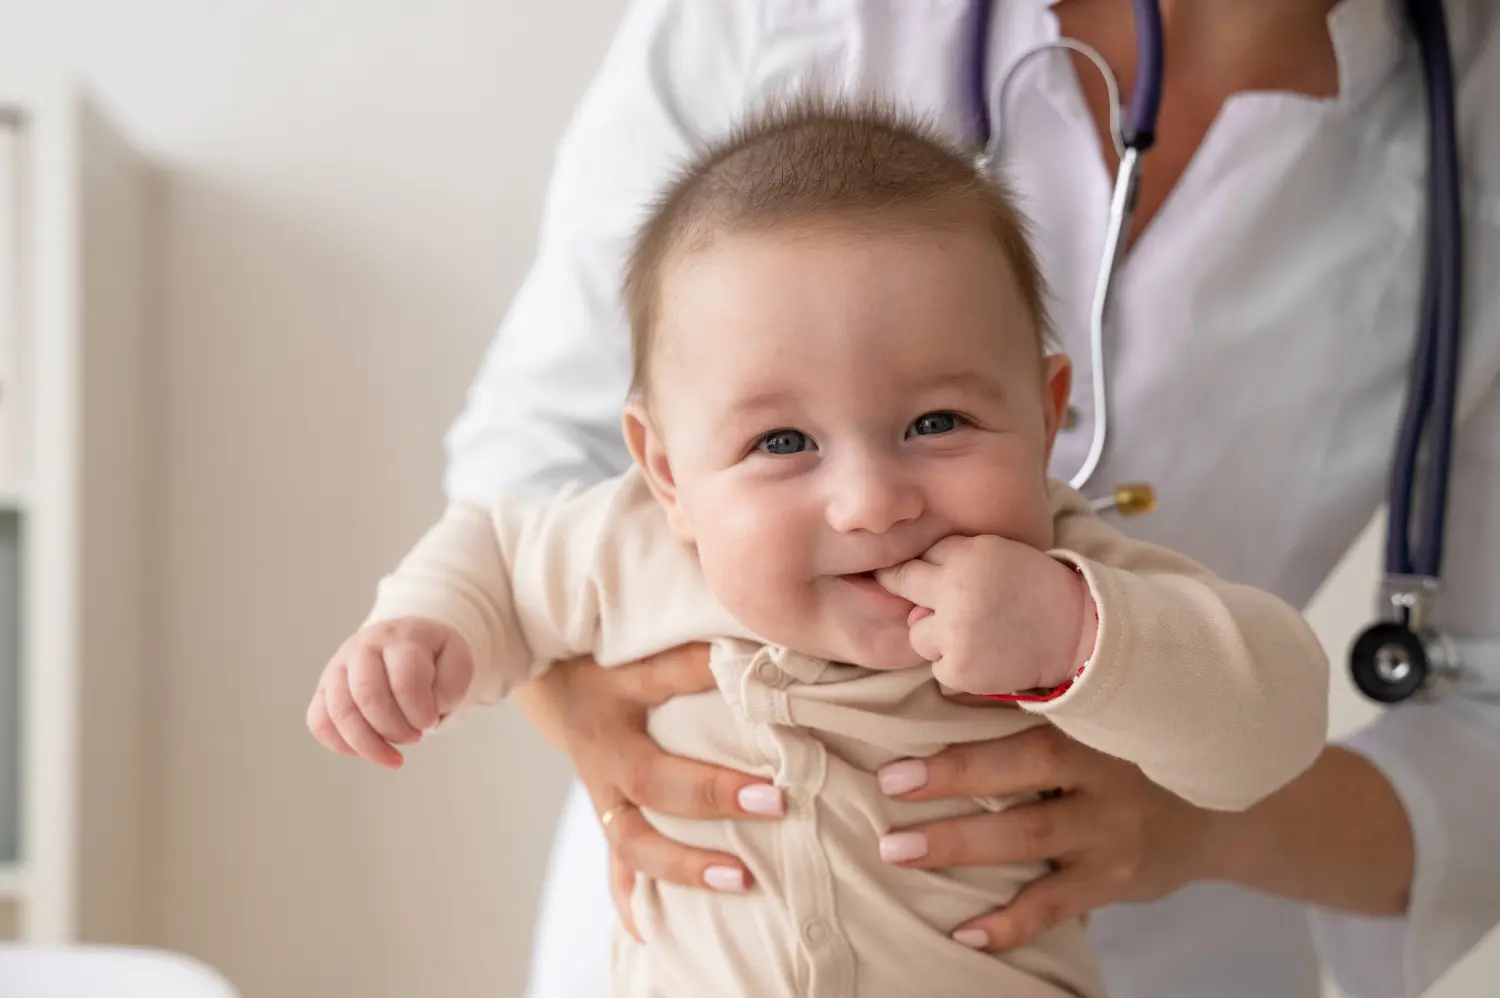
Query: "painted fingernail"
878 831 929 863
704 866 747 892
953 928 990 949
877 759 928 796
737 784 785 816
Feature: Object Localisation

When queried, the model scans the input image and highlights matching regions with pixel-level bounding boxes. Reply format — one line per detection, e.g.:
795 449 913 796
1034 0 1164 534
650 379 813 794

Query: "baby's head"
622 97 1072 671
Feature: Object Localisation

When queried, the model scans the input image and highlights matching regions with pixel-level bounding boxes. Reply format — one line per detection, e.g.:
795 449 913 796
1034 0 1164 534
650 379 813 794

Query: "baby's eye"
758 428 812 455
908 411 963 437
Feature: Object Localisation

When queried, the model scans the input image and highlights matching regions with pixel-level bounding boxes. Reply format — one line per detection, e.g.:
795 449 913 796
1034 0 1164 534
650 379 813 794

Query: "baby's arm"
308 469 733 765
1033 486 1330 812
363 475 644 707
307 477 632 768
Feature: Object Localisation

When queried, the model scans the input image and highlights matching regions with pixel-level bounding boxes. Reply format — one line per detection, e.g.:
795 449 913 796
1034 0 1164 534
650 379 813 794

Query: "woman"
438 1 1500 994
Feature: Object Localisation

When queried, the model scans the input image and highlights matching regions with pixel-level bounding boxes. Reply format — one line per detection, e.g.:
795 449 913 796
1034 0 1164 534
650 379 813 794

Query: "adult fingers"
879 796 1096 870
323 665 403 769
346 646 422 744
610 852 642 943
603 802 753 894
950 864 1099 952
607 643 716 706
609 733 784 821
876 725 1090 802
558 654 783 820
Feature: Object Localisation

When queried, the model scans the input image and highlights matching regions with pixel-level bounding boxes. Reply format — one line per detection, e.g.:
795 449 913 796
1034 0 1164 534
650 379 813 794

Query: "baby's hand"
874 536 1096 697
306 617 475 769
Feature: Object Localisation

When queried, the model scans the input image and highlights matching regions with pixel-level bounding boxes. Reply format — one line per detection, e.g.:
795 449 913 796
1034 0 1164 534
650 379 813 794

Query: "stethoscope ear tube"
972 0 1474 705
969 0 1164 503
1355 0 1467 705
1384 0 1463 586
1123 0 1163 150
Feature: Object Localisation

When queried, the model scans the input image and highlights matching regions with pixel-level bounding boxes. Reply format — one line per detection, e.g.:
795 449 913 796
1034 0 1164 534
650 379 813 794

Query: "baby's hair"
623 93 1053 398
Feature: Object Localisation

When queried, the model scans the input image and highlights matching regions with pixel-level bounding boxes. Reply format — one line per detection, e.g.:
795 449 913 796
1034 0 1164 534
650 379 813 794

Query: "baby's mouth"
837 570 888 588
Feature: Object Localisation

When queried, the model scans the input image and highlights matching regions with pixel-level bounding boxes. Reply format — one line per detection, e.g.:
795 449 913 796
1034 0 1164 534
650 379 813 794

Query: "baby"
309 98 1329 997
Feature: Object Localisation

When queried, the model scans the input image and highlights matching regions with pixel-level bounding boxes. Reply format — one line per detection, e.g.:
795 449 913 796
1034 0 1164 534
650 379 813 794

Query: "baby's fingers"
306 689 357 757
430 633 475 721
383 641 440 732
324 664 404 769
347 646 422 744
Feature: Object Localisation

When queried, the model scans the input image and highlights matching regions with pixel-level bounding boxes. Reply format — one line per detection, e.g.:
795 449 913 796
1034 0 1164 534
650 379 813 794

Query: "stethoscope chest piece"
1350 621 1439 703
1348 575 1460 703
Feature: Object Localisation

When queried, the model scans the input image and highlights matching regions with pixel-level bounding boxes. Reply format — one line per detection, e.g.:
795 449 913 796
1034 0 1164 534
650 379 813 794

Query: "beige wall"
0 2 622 995
0 3 1494 996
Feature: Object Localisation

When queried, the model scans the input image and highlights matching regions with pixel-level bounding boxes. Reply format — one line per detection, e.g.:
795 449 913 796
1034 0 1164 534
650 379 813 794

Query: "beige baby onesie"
364 467 1329 998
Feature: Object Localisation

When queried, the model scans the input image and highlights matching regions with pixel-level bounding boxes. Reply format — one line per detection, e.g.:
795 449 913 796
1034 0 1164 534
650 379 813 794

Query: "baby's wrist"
982 559 1097 704
1039 562 1097 690
1071 569 1099 670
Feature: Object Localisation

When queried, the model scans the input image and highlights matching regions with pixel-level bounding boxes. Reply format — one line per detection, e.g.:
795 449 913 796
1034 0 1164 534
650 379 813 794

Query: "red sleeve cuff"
982 662 1085 702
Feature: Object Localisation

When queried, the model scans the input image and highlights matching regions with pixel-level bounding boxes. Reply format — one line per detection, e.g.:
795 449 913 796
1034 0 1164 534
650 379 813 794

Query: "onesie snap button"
802 918 830 948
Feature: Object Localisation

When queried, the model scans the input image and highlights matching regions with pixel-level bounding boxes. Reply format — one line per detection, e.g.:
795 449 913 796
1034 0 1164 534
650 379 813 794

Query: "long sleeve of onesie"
1038 483 1329 811
362 471 1327 811
362 472 754 706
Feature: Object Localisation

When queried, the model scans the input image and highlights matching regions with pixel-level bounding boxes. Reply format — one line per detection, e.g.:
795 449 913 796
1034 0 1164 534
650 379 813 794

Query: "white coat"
442 2 1500 995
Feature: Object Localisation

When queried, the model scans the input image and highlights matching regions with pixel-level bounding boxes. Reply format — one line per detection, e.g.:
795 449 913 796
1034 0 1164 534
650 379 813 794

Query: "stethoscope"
965 0 1480 705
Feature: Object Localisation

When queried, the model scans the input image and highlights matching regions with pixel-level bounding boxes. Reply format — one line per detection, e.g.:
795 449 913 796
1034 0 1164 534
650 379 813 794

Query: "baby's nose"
825 459 924 534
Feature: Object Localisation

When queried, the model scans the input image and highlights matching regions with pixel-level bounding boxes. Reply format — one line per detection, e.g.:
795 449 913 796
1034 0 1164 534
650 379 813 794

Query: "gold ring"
600 803 631 829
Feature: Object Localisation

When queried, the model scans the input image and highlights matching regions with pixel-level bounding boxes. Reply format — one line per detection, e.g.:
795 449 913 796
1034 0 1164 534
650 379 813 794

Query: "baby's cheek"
697 542 816 645
952 471 1055 549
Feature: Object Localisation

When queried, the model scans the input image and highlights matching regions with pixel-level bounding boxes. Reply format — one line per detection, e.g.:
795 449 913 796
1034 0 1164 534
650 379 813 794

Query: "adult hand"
874 713 1228 952
517 645 786 940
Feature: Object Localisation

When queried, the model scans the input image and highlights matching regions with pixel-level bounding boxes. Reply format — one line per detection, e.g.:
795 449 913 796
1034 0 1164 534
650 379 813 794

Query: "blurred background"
0 1 1492 996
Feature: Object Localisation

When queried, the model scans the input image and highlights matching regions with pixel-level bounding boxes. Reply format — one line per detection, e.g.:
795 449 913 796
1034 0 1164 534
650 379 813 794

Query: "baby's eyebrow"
911 370 1009 401
714 372 1008 429
726 389 795 412
717 389 799 430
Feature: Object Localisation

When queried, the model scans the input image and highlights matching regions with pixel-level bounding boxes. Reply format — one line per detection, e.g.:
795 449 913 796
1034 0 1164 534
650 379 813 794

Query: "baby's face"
626 224 1070 671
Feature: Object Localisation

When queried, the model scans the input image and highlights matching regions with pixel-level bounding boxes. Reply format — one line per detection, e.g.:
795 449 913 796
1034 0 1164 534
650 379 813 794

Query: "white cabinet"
0 78 149 946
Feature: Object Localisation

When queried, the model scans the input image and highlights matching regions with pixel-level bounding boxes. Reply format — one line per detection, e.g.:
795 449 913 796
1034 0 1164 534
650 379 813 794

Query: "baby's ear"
622 400 695 541
1039 352 1074 464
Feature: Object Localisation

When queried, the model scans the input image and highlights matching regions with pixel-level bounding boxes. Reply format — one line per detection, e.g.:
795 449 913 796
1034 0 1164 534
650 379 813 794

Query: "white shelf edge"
0 482 29 512
0 862 28 900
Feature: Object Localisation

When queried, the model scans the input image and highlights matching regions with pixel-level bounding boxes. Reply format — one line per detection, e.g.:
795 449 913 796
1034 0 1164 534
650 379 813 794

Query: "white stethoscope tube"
984 41 1151 515
1079 144 1142 498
